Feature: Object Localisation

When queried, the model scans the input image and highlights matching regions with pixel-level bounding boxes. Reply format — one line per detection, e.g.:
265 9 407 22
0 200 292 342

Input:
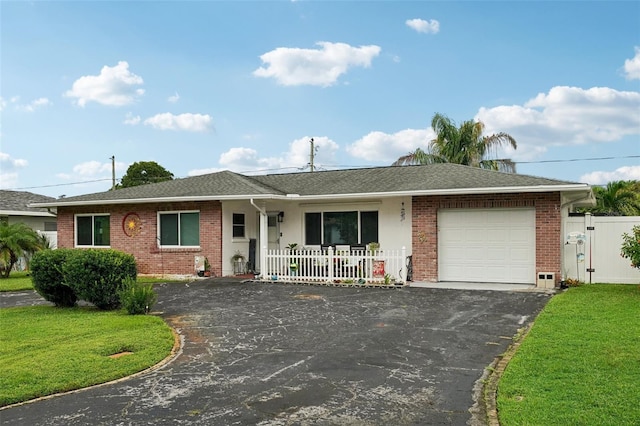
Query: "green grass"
498 285 640 425
0 306 175 407
0 272 188 293
0 271 34 292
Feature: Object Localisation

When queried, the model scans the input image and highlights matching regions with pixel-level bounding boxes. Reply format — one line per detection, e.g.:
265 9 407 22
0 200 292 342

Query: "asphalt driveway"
1 280 551 425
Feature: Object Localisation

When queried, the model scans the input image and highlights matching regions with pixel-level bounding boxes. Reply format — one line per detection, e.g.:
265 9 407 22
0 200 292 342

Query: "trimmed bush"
119 276 158 315
31 249 77 307
621 225 640 270
65 249 137 310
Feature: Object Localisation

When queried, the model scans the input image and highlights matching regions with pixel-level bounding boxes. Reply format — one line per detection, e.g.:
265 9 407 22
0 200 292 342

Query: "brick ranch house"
32 164 595 288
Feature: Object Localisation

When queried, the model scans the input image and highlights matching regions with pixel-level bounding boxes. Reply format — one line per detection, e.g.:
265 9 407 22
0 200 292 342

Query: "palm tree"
588 180 640 216
0 222 45 278
393 113 518 172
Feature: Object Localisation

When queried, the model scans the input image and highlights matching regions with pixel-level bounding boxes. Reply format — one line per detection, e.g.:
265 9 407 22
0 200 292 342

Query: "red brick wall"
57 201 223 276
411 192 561 284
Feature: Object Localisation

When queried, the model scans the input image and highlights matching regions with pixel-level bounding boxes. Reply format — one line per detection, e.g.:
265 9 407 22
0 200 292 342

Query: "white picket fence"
263 247 407 285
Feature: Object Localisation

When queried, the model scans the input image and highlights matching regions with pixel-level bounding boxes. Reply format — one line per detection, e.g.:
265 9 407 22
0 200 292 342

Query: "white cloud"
188 167 223 177
4 96 52 112
253 41 381 87
19 97 52 112
216 136 339 173
0 172 19 189
580 165 640 185
346 128 433 162
57 160 126 180
123 112 141 125
406 18 440 34
50 160 126 195
143 112 213 132
0 152 28 189
219 147 267 169
168 92 180 103
476 86 640 161
0 152 28 168
64 61 144 107
623 46 640 80
72 160 113 177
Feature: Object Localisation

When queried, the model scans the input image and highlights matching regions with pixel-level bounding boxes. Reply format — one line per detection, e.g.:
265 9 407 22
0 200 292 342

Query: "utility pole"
110 156 116 190
309 138 316 172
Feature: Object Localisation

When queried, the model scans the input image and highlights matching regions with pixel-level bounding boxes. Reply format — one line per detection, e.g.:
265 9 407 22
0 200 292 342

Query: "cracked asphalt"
0 280 551 425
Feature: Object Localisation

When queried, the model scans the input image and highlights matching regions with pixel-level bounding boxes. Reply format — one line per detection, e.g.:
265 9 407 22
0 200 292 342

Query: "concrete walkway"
1 280 552 425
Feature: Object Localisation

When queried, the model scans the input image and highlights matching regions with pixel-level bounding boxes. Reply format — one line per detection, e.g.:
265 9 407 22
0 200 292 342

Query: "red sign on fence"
373 260 385 278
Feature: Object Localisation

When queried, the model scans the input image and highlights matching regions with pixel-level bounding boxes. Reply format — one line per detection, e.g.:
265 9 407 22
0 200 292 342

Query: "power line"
515 155 640 164
5 154 638 192
7 178 113 191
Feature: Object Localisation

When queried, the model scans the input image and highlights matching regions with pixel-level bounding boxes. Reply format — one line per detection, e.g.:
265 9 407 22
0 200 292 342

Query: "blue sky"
1 1 639 198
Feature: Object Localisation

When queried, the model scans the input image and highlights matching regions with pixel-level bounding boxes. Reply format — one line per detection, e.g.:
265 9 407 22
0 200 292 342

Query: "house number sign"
122 212 142 237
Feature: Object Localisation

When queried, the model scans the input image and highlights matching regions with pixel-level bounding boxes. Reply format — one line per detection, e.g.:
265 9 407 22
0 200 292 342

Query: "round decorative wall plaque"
122 212 142 237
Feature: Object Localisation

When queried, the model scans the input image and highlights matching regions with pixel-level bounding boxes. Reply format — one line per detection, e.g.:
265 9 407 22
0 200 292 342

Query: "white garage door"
438 208 535 284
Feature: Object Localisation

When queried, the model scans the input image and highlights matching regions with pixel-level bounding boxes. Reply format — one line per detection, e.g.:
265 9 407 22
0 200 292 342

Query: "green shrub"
65 249 137 310
119 276 157 315
30 249 77 307
621 225 640 270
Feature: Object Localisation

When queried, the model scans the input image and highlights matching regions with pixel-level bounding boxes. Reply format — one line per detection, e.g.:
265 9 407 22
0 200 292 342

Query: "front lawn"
498 284 640 425
0 272 188 292
0 271 33 292
0 306 175 407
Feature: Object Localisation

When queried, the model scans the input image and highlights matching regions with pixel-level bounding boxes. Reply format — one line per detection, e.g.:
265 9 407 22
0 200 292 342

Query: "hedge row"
31 249 137 310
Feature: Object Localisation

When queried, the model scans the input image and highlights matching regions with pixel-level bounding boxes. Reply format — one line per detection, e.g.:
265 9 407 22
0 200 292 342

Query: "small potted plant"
203 257 212 277
287 243 299 275
231 251 245 275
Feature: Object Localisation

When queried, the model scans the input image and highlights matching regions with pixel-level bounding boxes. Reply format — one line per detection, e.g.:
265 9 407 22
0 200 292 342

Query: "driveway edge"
469 322 535 426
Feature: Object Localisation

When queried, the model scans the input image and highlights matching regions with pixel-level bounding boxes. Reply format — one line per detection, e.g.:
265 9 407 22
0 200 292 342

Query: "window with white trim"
158 211 200 247
76 214 110 247
232 213 246 239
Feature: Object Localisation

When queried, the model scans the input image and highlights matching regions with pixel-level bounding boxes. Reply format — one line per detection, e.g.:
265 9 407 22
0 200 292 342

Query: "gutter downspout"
250 198 267 279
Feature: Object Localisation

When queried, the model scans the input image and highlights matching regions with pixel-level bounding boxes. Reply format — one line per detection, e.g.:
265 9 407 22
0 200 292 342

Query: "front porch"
260 247 409 286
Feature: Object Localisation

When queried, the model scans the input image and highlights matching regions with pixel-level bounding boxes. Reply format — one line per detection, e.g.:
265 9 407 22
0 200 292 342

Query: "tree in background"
117 161 174 189
582 180 640 216
0 222 45 278
393 113 518 172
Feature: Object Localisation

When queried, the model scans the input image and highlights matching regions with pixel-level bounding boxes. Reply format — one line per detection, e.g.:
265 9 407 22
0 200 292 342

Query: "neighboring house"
0 190 58 250
31 164 595 287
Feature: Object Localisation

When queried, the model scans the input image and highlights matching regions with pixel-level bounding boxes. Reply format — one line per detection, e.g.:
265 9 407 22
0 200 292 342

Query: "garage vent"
537 272 555 288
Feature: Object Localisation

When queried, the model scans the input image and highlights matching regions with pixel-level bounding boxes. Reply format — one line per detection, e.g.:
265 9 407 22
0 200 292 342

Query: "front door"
267 214 280 250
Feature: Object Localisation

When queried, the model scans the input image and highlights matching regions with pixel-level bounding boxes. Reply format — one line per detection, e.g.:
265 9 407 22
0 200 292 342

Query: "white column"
259 209 268 279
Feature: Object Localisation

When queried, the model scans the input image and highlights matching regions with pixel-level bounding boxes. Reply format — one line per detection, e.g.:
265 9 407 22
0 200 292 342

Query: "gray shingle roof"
30 164 589 207
41 170 283 204
0 190 56 214
251 163 577 195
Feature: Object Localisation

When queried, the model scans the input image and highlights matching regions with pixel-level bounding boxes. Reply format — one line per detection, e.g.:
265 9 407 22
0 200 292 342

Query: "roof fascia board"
278 184 593 201
0 210 56 217
30 184 592 208
29 194 281 208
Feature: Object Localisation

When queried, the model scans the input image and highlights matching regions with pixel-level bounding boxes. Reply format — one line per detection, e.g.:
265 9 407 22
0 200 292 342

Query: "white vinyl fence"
563 215 640 284
263 247 407 285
